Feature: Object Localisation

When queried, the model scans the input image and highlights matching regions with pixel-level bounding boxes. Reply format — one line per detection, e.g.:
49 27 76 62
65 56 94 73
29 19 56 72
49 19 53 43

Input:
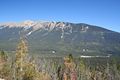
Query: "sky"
0 0 120 32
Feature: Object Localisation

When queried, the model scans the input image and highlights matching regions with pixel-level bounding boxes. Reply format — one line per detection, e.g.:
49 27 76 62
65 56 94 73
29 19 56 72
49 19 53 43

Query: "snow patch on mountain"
26 31 33 36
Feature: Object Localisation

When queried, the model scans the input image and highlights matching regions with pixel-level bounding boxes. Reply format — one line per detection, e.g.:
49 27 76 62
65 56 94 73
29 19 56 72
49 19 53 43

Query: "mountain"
0 20 120 56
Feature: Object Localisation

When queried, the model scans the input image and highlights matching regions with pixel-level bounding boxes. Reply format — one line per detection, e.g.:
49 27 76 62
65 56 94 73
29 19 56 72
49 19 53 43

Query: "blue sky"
0 0 120 32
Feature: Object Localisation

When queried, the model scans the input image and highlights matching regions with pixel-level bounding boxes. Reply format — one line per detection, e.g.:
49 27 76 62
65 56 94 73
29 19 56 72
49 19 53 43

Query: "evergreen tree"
0 50 10 80
0 50 8 63
15 38 28 80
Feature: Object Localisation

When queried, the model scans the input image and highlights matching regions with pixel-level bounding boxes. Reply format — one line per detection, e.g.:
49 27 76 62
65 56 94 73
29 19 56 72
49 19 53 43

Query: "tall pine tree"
15 38 28 80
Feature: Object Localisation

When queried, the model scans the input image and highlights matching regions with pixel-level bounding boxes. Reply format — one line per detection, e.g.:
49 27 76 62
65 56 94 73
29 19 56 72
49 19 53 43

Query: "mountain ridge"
0 21 120 56
0 20 119 33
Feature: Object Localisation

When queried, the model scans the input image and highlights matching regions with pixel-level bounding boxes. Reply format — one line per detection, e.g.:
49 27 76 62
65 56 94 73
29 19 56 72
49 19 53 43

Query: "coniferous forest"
0 38 120 80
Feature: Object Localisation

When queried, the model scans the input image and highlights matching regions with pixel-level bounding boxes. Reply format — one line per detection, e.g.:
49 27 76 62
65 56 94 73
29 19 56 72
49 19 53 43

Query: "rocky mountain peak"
0 20 69 29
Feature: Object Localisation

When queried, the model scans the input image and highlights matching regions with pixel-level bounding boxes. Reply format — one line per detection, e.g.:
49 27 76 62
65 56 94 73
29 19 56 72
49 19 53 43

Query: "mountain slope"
0 21 120 56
